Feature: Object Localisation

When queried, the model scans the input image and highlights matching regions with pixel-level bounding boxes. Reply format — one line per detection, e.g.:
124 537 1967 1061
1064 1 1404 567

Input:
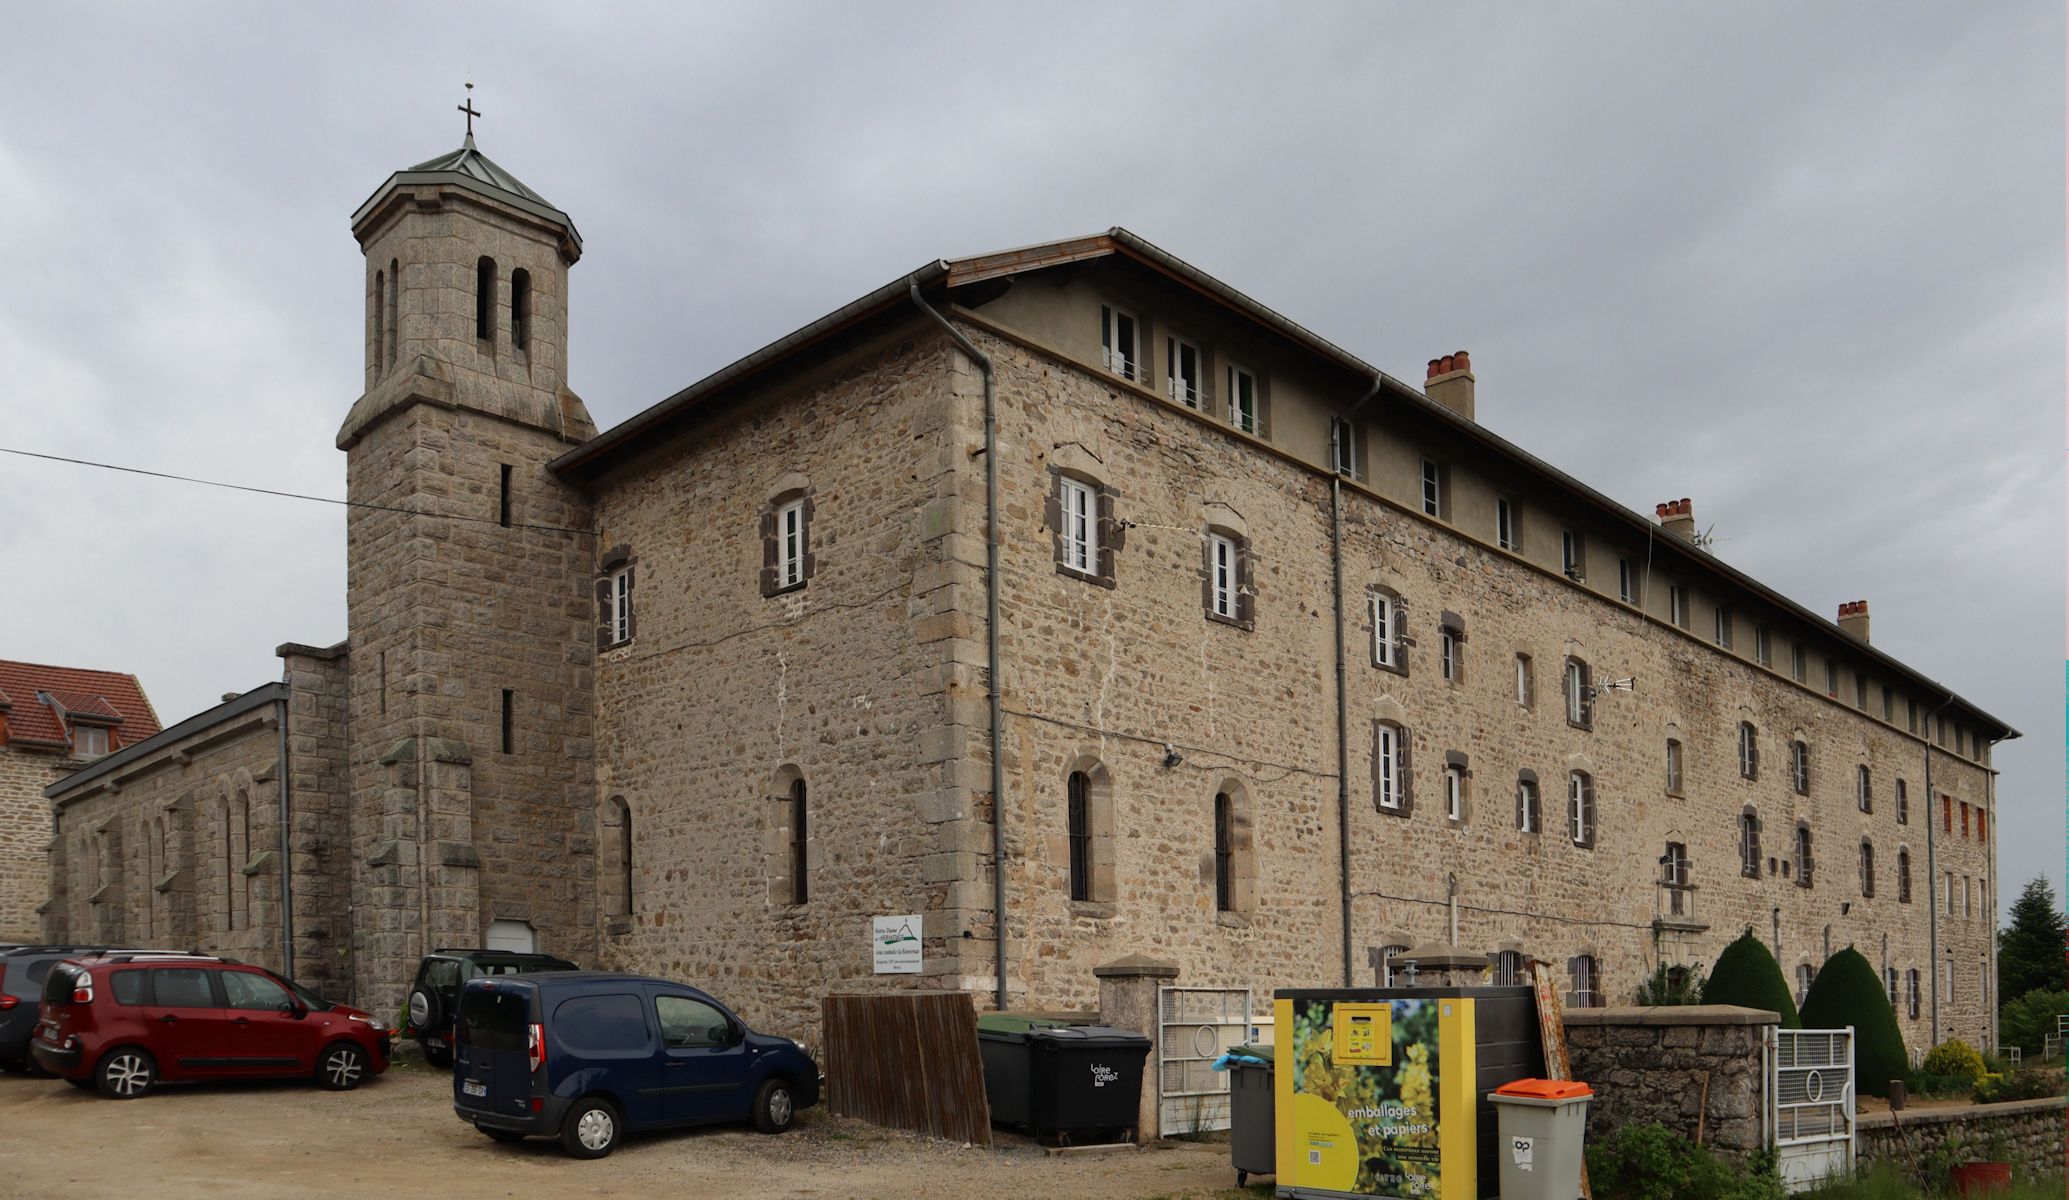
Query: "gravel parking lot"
0 1057 1248 1199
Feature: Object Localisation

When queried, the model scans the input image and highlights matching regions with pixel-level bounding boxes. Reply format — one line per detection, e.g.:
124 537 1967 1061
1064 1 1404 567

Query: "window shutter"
1398 733 1413 816
595 577 614 650
758 508 780 597
1095 486 1121 585
1234 540 1255 628
1043 471 1064 568
798 496 817 583
1200 537 1216 619
623 566 636 640
1565 956 1581 1007
1582 777 1596 847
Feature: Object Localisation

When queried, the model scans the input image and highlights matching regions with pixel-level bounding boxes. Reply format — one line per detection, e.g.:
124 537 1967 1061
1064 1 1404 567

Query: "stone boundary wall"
1563 1005 1778 1162
1858 1096 2065 1183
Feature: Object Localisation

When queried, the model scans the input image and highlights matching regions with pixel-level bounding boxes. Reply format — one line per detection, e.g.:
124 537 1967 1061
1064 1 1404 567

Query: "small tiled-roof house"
0 660 158 939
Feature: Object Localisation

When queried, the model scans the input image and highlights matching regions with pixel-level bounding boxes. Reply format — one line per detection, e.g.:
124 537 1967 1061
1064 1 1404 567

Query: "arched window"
238 789 252 928
1738 722 1759 780
1856 765 1872 813
1739 808 1762 878
1795 963 1814 1006
510 268 532 352
1490 950 1527 987
1791 740 1810 794
219 799 234 931
475 256 495 343
1897 848 1912 903
1213 792 1234 912
386 259 399 370
1567 771 1596 848
1859 839 1875 897
1794 822 1814 888
1067 770 1091 902
373 269 386 372
789 777 808 905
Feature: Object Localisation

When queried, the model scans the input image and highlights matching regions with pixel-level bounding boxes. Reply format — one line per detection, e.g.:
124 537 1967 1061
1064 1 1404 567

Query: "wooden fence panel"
823 991 991 1146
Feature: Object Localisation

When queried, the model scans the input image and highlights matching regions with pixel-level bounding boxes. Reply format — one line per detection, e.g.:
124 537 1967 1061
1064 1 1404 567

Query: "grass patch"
1801 1163 2067 1200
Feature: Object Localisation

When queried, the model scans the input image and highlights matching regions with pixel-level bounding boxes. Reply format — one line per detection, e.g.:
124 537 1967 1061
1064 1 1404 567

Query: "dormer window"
1100 304 1140 382
1166 334 1203 408
72 725 109 758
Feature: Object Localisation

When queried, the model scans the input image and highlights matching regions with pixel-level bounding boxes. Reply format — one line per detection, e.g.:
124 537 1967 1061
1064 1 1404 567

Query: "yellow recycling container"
1273 987 1545 1200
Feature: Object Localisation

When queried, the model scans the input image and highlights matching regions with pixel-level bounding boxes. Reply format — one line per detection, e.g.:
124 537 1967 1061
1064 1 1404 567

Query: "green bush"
1972 1067 2065 1104
1998 988 2069 1055
1586 1123 1785 1200
1634 962 1707 1005
1700 931 1799 1028
1797 948 1907 1097
1906 1071 1975 1097
1920 1038 1986 1084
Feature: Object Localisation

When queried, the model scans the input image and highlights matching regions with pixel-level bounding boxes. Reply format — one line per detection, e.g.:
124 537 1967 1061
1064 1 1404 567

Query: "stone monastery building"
43 133 2016 1051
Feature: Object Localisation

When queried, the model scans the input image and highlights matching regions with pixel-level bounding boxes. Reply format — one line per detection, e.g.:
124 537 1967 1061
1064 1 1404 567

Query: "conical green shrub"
1699 930 1800 1028
1799 947 1908 1098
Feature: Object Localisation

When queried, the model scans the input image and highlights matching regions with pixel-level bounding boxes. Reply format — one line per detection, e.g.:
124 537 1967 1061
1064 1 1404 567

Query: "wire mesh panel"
1157 987 1252 1136
1771 1027 1854 1192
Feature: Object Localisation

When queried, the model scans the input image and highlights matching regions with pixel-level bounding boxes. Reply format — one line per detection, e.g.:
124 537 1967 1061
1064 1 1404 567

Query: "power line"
0 445 594 536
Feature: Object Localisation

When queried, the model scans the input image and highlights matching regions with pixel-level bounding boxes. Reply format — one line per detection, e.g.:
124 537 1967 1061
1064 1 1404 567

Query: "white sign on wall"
872 915 922 974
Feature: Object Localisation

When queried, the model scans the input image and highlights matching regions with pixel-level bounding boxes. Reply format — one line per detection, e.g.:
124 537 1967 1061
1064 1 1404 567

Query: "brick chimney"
1424 350 1475 421
1655 497 1696 542
1837 599 1870 643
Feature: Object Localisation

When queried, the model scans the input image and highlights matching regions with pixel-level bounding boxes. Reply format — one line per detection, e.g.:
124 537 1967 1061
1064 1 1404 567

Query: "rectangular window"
1791 741 1809 795
1332 418 1359 478
1561 529 1585 580
1854 674 1868 710
498 463 513 528
500 689 513 755
1058 477 1094 573
1099 304 1139 381
1791 642 1807 683
1568 773 1594 847
1669 585 1689 628
1227 363 1258 434
73 726 109 758
1564 659 1591 728
1738 723 1759 780
1740 813 1761 878
1824 659 1839 697
1960 801 1970 838
1895 778 1908 824
1516 780 1539 834
1567 955 1598 1009
777 498 806 589
1713 605 1732 649
1942 795 1952 833
1372 594 1399 669
1935 715 1947 746
1421 459 1445 518
1445 765 1464 822
1166 334 1202 408
1665 739 1683 795
1881 686 1893 722
1207 533 1237 619
1858 766 1872 812
1618 558 1633 603
1755 625 1771 667
1497 498 1517 551
609 566 633 645
1376 724 1401 811
1439 627 1460 683
1515 654 1533 708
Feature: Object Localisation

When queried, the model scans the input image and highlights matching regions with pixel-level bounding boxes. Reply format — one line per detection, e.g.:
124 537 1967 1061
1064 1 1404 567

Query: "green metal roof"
351 135 580 248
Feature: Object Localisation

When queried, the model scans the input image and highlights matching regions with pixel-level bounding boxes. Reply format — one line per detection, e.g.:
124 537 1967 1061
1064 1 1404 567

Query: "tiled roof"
0 660 159 751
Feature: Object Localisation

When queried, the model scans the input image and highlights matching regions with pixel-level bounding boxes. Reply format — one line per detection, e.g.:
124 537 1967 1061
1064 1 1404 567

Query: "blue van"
452 971 819 1157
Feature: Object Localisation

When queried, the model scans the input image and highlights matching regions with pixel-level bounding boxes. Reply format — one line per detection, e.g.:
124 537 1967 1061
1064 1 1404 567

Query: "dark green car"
404 948 577 1067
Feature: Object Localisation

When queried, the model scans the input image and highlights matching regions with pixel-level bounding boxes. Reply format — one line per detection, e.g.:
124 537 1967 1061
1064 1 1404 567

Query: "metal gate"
1157 986 1253 1136
1769 1027 1856 1192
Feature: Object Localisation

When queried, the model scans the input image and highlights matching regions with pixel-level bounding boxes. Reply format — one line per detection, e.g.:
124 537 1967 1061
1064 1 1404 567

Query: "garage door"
484 920 536 953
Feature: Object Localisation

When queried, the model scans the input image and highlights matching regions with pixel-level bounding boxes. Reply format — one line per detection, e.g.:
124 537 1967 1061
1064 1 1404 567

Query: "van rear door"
455 980 535 1121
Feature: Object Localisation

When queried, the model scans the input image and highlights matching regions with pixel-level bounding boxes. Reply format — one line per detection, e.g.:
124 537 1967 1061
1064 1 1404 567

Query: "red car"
30 952 390 1099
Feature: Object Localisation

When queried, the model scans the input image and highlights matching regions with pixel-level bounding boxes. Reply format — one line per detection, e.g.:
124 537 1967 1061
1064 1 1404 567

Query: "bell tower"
335 114 599 1008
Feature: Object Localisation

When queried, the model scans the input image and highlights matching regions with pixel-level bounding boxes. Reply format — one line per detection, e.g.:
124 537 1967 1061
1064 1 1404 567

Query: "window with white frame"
1791 740 1809 795
1854 674 1868 710
1166 334 1203 407
1713 604 1732 649
609 564 633 645
1371 592 1402 670
1906 969 1920 1019
1791 641 1807 683
1881 685 1894 722
1856 765 1872 813
1332 417 1359 478
1859 839 1875 897
1662 841 1691 915
1380 944 1413 987
1794 823 1813 888
1568 771 1596 848
1739 810 1762 878
1756 625 1771 667
1896 778 1908 824
1375 722 1404 811
1897 848 1911 902
1886 967 1899 1007
1227 363 1258 434
1490 950 1527 987
1440 629 1458 682
1567 955 1600 1008
1515 654 1533 708
1669 585 1689 628
73 725 109 758
1665 738 1683 795
1207 532 1237 620
1738 722 1759 780
1561 529 1585 580
1516 775 1540 834
1497 498 1518 551
1058 476 1094 573
1100 304 1139 381
1563 658 1591 728
1421 459 1445 518
1618 558 1633 603
776 497 807 589
1824 659 1839 697
1795 963 1814 1007
1445 763 1465 822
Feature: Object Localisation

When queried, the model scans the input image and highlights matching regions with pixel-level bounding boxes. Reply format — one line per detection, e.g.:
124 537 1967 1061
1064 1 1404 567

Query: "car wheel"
94 1048 155 1100
751 1077 796 1134
560 1097 620 1159
421 1043 453 1068
476 1122 526 1144
316 1042 368 1090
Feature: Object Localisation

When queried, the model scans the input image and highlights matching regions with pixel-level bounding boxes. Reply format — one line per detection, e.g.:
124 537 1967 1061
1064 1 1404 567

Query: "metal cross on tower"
458 82 481 137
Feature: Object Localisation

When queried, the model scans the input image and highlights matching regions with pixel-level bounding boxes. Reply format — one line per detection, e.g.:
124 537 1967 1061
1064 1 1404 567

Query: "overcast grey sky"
1 3 2061 917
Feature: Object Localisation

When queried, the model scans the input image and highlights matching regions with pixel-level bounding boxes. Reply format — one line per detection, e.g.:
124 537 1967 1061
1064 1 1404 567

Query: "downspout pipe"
1329 379 1383 986
274 689 294 980
908 281 1007 1011
1923 691 1954 1046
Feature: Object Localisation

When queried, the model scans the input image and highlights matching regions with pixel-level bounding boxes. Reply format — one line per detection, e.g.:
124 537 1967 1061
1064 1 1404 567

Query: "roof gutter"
907 279 1008 1013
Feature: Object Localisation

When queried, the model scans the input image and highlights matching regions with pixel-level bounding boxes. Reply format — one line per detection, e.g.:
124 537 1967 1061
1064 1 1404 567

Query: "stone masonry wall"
280 644 352 999
1859 1097 2066 1184
591 331 972 1041
0 746 65 941
1564 1006 1775 1162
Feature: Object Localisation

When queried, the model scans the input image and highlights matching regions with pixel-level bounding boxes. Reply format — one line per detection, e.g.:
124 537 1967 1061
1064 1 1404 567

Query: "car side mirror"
281 1000 307 1020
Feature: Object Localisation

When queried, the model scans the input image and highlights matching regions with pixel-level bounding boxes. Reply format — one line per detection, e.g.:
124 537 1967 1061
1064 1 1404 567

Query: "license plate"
426 1036 445 1048
462 1079 487 1097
